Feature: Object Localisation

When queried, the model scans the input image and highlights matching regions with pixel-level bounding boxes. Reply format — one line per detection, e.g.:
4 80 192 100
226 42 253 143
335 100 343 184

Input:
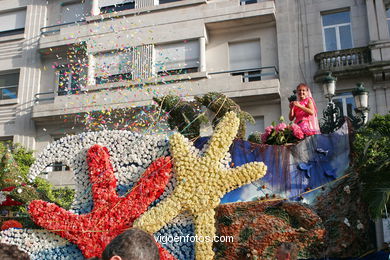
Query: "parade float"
0 93 388 259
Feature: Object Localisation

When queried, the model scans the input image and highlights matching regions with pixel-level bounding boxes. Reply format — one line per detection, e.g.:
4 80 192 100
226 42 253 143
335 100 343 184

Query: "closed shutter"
95 50 133 77
61 2 88 23
0 9 26 32
229 40 261 70
155 40 200 71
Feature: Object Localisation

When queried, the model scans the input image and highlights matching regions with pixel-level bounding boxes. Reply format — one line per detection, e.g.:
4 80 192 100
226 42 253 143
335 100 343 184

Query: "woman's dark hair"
102 228 160 260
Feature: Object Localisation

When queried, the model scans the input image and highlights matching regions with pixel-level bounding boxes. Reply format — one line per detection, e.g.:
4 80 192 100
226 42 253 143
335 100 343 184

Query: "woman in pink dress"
289 83 320 136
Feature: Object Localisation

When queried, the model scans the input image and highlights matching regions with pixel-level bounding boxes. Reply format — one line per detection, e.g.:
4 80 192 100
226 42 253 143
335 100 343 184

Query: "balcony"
313 47 372 82
32 66 279 120
39 0 275 50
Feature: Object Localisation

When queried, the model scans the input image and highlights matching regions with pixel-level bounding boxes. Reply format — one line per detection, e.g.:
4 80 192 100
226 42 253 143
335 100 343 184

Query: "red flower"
29 145 176 259
1 220 23 230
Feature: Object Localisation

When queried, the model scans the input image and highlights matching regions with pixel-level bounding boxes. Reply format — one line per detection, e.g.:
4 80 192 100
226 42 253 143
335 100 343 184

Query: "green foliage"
153 95 208 139
0 143 75 211
218 215 233 226
353 113 390 219
154 92 255 139
34 177 75 210
195 92 255 139
248 132 262 144
239 227 253 242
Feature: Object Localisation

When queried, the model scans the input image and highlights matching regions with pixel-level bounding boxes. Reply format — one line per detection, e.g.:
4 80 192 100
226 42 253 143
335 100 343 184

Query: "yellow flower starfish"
134 111 267 259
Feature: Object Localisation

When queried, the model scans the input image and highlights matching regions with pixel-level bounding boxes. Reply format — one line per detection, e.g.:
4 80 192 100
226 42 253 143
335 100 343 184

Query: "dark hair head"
296 83 309 90
0 243 30 260
102 228 160 260
277 242 298 260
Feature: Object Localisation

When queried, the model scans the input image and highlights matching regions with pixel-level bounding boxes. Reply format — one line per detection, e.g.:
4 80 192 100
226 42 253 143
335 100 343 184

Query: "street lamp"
320 72 343 134
320 72 370 133
351 82 370 128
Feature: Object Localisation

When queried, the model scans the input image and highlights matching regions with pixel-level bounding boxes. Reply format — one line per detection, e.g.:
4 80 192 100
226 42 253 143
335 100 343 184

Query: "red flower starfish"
29 144 175 259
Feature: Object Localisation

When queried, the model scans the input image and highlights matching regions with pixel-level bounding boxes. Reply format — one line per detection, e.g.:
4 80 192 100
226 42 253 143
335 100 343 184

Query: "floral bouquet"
248 117 305 145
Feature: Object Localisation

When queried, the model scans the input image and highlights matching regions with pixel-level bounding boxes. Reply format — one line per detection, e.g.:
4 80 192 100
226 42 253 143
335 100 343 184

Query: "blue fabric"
194 123 350 204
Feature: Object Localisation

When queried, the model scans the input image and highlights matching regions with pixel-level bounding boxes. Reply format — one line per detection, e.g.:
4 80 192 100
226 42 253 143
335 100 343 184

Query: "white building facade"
0 0 388 152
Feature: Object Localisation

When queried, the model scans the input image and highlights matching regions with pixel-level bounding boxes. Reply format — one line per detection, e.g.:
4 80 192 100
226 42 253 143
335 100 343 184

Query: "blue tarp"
195 123 350 204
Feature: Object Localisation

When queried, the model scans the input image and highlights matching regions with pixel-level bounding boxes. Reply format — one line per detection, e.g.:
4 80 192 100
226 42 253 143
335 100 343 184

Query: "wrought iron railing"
314 47 371 71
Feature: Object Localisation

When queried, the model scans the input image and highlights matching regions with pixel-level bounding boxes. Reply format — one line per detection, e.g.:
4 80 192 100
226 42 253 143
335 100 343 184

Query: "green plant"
239 227 254 242
153 95 208 139
195 92 255 139
353 113 390 218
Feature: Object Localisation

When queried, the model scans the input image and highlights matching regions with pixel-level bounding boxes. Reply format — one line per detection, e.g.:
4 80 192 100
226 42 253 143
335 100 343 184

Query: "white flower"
343 185 351 194
344 218 351 227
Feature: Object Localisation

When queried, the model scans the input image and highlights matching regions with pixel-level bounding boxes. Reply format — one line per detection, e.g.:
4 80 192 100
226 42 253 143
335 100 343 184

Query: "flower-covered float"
0 106 379 259
0 112 267 259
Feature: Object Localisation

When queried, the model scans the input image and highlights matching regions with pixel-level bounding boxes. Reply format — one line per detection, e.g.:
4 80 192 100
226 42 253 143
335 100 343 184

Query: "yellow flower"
134 112 267 259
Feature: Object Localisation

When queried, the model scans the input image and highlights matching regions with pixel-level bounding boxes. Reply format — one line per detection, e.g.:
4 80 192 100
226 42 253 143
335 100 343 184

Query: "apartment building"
0 0 389 160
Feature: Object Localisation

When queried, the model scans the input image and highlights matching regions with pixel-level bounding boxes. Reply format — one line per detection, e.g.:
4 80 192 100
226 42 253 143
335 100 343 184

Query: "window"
52 137 70 172
246 116 264 138
159 0 182 4
229 39 261 82
387 9 390 37
99 0 135 13
0 72 19 100
57 65 83 95
0 9 26 36
95 49 133 84
322 10 353 51
240 0 258 5
155 40 200 76
61 2 88 23
333 92 355 118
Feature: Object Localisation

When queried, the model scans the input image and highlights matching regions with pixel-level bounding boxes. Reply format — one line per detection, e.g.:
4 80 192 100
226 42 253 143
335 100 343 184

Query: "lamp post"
350 83 370 129
319 72 370 133
320 72 343 134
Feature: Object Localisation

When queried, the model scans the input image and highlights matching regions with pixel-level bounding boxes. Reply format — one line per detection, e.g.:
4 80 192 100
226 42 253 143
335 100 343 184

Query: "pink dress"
293 97 319 136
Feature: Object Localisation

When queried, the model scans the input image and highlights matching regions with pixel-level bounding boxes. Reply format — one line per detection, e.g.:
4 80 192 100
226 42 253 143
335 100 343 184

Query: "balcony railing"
41 20 87 36
208 66 279 82
314 47 371 72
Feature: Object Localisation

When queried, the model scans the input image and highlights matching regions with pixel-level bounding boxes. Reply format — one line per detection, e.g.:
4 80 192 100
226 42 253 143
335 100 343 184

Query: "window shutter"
95 50 133 76
0 9 26 32
61 2 88 23
229 40 261 70
155 40 200 71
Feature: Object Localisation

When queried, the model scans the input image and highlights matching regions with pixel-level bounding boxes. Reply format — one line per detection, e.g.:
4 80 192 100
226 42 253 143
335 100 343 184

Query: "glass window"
333 92 355 118
322 10 353 51
0 72 19 100
57 65 82 95
99 1 135 13
240 0 258 5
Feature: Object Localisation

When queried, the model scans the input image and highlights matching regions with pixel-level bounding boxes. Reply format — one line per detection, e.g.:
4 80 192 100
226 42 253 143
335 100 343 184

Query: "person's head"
276 242 298 260
0 243 30 260
296 83 310 100
102 228 160 260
